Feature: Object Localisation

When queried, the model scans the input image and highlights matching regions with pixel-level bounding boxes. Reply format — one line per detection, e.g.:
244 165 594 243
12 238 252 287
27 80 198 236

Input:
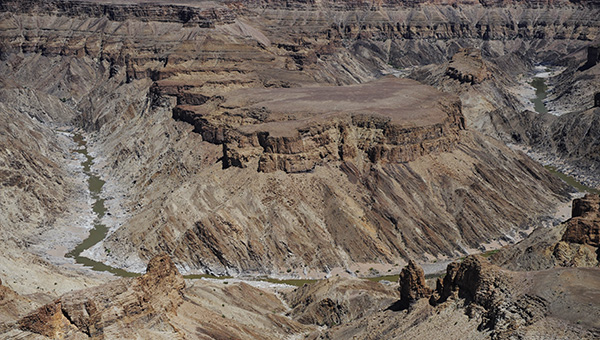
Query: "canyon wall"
1 0 592 275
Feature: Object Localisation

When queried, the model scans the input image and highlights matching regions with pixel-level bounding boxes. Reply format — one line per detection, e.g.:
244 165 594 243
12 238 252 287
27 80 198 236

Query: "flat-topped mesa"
173 77 466 173
446 48 490 85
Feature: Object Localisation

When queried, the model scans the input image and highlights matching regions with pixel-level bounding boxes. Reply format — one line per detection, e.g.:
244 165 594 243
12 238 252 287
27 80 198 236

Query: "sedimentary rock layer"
173 77 465 173
0 0 583 275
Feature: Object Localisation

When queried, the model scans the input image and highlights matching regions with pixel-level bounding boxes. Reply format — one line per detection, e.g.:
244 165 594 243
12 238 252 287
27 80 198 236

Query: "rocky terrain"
5 254 317 339
4 251 598 339
1 0 600 338
95 76 571 276
413 41 600 188
2 0 581 276
316 255 600 340
492 194 600 270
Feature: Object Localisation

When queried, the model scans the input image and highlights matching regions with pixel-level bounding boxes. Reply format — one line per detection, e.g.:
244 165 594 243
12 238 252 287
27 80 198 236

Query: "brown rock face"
397 260 432 308
432 256 549 339
563 194 600 247
18 254 185 338
0 0 577 276
173 77 465 173
445 48 490 85
434 256 507 304
18 301 71 338
285 277 399 328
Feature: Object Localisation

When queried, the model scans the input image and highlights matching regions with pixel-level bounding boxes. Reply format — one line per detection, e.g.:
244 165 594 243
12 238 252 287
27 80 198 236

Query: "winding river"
529 68 599 195
67 133 139 277
64 134 335 284
66 66 595 284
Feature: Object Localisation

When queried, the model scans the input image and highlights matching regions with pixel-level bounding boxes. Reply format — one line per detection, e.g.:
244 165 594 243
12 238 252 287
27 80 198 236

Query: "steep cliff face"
527 106 600 188
414 41 600 188
1 0 591 276
1 2 580 274
172 77 465 173
91 86 570 275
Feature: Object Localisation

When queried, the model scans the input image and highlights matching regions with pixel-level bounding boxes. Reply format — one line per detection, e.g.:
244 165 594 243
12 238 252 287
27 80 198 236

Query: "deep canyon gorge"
0 0 599 338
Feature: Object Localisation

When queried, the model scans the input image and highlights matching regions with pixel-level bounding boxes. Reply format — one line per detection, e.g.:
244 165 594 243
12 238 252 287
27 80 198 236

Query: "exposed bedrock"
0 0 582 275
18 254 185 338
492 194 600 270
314 258 600 339
397 260 432 309
562 194 600 247
172 77 466 173
96 90 570 275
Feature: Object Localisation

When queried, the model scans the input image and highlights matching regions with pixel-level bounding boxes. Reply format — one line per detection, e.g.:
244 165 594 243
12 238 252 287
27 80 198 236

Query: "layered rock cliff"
172 77 465 173
18 254 185 338
1 1 600 338
2 0 594 276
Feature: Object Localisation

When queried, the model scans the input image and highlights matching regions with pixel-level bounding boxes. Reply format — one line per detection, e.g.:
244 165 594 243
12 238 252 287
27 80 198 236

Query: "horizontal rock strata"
173 77 466 173
0 0 579 275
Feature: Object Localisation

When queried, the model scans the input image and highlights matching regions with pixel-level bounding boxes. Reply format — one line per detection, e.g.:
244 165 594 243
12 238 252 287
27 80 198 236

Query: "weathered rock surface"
0 0 591 279
285 276 399 327
397 260 432 309
563 194 600 246
98 99 572 275
9 254 315 339
303 257 600 339
18 254 185 338
430 256 544 339
2 0 600 339
0 278 37 334
493 194 600 270
446 49 490 85
173 76 465 173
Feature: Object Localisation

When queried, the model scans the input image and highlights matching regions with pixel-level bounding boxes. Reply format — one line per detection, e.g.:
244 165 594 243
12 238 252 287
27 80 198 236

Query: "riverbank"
510 63 600 190
510 65 567 116
27 129 95 266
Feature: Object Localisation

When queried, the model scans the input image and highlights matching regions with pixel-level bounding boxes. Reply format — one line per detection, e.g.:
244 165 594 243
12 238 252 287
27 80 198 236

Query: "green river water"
66 70 594 285
66 133 404 285
66 134 139 277
530 72 599 195
530 77 548 114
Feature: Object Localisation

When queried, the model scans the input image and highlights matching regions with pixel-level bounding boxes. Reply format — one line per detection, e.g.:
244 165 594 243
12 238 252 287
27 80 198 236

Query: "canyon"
0 0 599 338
